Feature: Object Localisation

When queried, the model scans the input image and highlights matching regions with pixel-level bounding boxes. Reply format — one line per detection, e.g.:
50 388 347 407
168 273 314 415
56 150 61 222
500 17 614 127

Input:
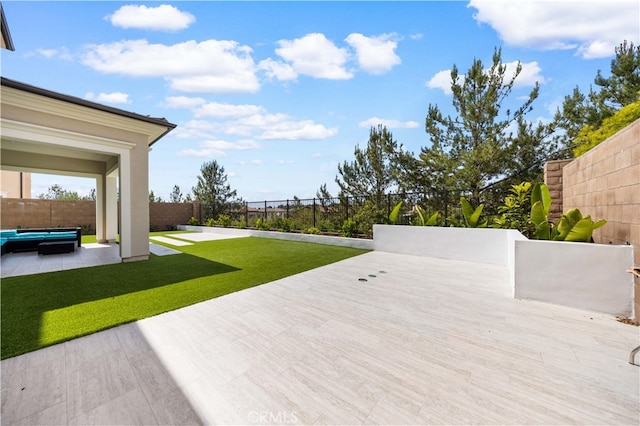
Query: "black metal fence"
207 187 501 236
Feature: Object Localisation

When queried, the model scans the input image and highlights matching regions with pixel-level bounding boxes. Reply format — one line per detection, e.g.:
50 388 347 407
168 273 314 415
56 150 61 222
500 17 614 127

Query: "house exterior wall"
0 170 30 198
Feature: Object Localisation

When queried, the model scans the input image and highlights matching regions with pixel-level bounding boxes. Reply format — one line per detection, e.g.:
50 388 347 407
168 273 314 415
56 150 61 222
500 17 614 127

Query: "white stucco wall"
514 239 634 316
373 225 521 266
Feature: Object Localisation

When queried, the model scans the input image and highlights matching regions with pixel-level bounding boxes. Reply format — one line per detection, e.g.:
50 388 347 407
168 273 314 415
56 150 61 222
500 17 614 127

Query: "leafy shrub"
217 214 232 228
166 224 177 231
149 224 160 232
233 219 247 229
316 220 333 232
530 183 606 242
353 200 387 237
255 218 270 231
273 217 296 232
306 227 321 235
412 206 441 226
205 218 215 227
187 216 199 226
78 223 94 234
493 182 535 237
341 219 358 238
460 197 488 228
574 101 640 156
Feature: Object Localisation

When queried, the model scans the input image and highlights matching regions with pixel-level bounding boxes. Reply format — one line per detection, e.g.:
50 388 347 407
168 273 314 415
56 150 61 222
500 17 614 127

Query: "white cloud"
274 33 352 80
85 91 131 104
345 33 401 75
173 101 337 142
277 160 294 165
214 111 338 140
177 139 260 158
359 117 419 129
251 159 263 165
164 96 206 109
427 61 544 95
37 48 59 58
82 39 260 93
256 117 338 140
504 61 546 87
469 0 639 59
426 69 455 94
195 102 265 118
258 58 298 81
172 120 219 139
35 47 72 60
410 33 423 41
108 4 195 32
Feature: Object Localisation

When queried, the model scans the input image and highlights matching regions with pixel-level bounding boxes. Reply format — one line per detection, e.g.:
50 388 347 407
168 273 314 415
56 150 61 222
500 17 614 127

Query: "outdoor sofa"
0 227 82 256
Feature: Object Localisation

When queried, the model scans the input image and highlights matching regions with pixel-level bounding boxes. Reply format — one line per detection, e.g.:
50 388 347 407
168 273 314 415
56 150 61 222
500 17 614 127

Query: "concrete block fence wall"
543 159 572 222
0 199 203 232
0 198 95 230
545 119 640 318
149 202 202 231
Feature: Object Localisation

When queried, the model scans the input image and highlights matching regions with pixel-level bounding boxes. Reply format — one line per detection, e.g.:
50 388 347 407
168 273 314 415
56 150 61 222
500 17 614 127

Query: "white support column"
105 173 118 242
119 152 132 259
95 174 107 243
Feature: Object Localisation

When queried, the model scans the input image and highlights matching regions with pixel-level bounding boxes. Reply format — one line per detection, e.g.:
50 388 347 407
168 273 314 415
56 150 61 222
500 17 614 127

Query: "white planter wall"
178 225 374 250
179 224 634 316
373 224 633 316
514 240 634 316
373 224 518 266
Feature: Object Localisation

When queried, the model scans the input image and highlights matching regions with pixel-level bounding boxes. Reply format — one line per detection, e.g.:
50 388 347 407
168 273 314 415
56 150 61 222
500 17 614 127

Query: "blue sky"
2 1 638 201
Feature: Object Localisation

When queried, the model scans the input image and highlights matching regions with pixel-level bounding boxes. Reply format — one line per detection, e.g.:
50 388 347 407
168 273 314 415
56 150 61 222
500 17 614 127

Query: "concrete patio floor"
0 242 121 278
1 250 638 425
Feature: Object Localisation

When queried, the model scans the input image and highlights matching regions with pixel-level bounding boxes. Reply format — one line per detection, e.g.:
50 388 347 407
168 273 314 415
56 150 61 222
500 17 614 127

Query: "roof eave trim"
1 3 15 51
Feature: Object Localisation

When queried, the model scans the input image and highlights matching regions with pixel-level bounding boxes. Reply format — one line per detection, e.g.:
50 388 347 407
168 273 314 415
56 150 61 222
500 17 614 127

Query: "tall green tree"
169 184 183 203
149 190 163 203
192 160 238 220
594 40 640 110
38 184 91 200
556 40 640 151
419 48 556 205
336 125 400 209
336 125 405 234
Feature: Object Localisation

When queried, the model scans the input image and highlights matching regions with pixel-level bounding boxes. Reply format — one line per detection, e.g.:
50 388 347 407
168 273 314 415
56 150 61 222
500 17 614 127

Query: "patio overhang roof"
1 3 14 51
0 77 176 261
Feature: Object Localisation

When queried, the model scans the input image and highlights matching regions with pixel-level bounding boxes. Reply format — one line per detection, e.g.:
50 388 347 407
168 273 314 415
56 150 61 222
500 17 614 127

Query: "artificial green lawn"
1 235 368 359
